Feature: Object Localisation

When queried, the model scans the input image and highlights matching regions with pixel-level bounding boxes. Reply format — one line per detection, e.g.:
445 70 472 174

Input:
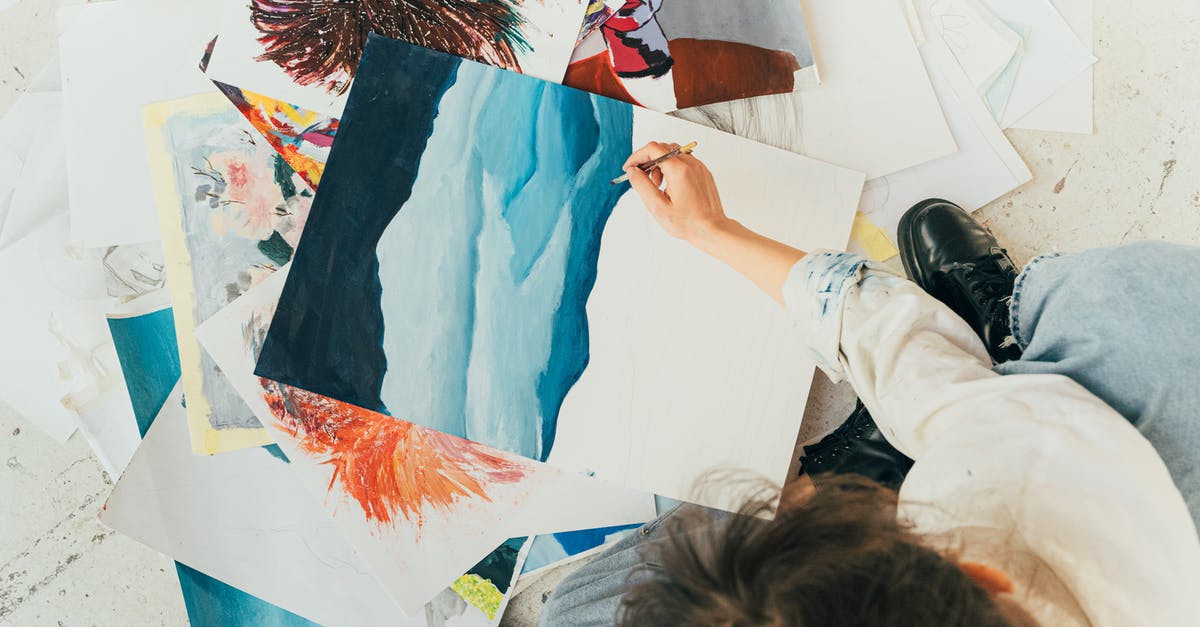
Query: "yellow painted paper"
849 211 900 261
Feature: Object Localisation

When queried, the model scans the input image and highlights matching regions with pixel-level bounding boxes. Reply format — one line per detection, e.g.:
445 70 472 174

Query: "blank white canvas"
101 384 424 627
673 0 957 180
59 0 237 246
974 0 1094 128
1011 0 1093 134
195 268 657 614
860 0 1033 239
204 0 590 118
545 113 865 512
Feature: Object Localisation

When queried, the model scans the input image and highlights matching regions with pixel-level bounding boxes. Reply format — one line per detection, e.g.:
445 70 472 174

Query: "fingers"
649 168 664 188
655 151 708 180
623 141 681 169
624 161 671 209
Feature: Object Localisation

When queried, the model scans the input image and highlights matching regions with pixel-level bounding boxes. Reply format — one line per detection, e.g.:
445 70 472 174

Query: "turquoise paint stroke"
175 563 318 627
376 61 633 461
107 308 182 438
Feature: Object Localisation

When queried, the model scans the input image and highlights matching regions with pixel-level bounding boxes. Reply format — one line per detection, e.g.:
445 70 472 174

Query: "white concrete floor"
2 0 1198 625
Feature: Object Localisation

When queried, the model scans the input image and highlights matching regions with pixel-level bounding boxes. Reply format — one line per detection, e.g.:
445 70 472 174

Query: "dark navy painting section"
254 33 462 411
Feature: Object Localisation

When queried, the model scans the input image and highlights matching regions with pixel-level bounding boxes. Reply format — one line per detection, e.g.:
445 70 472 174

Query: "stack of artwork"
3 0 1098 621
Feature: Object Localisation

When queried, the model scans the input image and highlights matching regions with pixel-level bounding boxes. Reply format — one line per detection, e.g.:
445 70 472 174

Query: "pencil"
610 141 698 185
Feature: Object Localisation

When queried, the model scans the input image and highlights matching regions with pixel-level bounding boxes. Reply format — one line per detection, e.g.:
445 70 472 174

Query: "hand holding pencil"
611 141 698 185
621 141 728 243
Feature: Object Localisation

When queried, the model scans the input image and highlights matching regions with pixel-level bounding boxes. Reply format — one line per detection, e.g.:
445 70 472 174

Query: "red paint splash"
226 160 250 187
260 380 527 526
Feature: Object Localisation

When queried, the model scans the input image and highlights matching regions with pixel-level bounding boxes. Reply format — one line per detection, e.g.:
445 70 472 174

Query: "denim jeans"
541 241 1200 626
996 241 1200 526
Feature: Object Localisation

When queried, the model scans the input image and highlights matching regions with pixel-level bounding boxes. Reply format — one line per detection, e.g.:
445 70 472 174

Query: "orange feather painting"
260 379 527 527
194 268 655 615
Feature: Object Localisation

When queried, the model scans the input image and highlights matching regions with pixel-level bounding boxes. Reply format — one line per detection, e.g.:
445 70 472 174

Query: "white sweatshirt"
782 251 1200 627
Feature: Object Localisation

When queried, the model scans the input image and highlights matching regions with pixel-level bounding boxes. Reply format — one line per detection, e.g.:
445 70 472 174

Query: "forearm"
689 218 806 304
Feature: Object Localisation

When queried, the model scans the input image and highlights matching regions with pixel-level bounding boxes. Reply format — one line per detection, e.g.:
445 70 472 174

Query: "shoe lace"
953 250 1015 318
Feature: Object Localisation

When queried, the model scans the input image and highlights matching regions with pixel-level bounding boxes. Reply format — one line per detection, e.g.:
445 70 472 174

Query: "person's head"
618 476 1036 626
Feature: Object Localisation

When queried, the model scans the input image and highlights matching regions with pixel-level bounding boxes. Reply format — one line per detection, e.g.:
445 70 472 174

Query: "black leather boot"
897 199 1022 364
799 401 914 490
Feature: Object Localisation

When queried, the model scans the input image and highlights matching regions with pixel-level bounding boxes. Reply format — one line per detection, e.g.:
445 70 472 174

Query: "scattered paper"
0 91 67 249
984 26 1028 119
59 0 237 246
927 0 1022 98
1011 0 1093 133
101 384 426 627
0 215 111 442
675 0 957 179
848 212 901 261
973 0 1094 128
195 268 657 614
860 2 1033 240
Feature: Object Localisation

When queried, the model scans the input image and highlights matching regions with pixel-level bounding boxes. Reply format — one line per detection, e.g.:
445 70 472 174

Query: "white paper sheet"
0 215 111 442
195 269 657 614
204 0 590 118
927 0 1022 98
541 113 864 511
71 369 141 478
673 0 957 180
860 2 1033 240
0 91 66 250
970 0 1093 128
1011 0 1093 134
59 0 235 246
101 384 424 627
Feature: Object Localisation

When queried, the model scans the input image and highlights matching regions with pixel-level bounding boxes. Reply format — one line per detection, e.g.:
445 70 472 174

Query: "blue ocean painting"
256 35 635 461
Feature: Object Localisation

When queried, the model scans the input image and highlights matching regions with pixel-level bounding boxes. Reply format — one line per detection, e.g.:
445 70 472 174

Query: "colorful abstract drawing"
565 0 817 111
214 81 337 189
144 92 313 454
577 0 622 43
252 36 863 512
261 380 528 526
248 0 531 94
203 0 588 117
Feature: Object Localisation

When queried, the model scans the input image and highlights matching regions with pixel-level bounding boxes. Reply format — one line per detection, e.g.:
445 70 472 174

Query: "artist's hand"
623 141 806 305
624 142 730 246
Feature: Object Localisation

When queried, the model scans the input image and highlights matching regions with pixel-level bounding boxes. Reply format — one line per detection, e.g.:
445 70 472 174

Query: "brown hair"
618 476 1028 626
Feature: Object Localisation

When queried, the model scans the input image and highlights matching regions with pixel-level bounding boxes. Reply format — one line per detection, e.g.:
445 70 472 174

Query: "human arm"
622 142 805 304
624 142 1200 624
